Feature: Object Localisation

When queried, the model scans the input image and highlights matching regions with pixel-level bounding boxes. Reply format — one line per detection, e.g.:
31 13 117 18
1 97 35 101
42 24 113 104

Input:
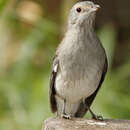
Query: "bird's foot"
83 102 104 121
92 114 104 121
61 114 72 119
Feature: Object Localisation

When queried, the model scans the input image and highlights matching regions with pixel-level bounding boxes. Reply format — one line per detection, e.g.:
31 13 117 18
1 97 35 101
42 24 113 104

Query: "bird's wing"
75 58 108 117
49 55 59 113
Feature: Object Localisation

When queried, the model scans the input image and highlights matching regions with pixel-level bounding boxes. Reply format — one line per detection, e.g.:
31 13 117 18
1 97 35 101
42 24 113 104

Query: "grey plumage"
49 1 108 119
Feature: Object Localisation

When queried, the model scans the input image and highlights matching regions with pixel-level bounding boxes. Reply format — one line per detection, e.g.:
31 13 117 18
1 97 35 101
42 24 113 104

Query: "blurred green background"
0 0 130 129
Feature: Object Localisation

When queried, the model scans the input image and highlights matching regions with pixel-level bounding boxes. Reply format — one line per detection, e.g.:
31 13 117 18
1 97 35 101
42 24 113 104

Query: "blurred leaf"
98 24 117 69
0 0 7 14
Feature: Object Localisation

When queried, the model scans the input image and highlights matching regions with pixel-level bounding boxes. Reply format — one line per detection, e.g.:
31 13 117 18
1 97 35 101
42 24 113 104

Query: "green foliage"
0 7 59 129
0 0 7 14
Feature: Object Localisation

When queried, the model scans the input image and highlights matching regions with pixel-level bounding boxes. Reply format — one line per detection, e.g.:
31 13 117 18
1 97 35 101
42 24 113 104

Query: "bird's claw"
92 115 104 121
61 114 72 119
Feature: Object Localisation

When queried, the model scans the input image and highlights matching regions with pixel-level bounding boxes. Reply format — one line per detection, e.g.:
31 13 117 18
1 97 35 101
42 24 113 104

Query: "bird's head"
68 1 100 28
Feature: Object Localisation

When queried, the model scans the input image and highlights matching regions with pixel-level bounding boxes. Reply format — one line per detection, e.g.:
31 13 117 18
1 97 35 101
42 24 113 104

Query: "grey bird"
49 1 108 120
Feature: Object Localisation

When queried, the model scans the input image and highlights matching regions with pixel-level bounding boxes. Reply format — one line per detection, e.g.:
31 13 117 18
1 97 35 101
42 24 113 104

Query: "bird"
49 1 108 120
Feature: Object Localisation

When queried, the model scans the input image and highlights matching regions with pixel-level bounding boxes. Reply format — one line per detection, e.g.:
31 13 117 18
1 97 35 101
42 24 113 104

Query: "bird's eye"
76 7 82 13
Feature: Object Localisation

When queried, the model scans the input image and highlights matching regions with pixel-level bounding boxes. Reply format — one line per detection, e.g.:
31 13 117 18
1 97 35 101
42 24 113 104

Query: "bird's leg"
61 99 71 119
83 100 103 121
87 105 103 121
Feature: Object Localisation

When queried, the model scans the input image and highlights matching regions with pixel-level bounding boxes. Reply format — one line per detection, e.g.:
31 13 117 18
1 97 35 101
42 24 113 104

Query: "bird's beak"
95 4 100 11
91 4 100 12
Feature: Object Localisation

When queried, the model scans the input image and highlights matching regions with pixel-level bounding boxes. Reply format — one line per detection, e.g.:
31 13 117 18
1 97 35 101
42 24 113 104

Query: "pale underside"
54 29 106 116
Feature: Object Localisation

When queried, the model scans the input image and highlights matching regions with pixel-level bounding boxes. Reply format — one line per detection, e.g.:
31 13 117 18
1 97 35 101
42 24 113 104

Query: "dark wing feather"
75 58 108 117
49 55 59 113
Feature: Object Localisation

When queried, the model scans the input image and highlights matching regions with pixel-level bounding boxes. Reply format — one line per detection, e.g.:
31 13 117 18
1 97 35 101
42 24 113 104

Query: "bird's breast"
55 31 105 103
